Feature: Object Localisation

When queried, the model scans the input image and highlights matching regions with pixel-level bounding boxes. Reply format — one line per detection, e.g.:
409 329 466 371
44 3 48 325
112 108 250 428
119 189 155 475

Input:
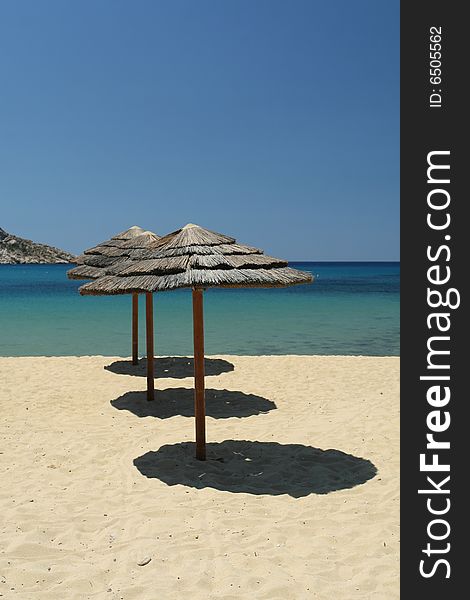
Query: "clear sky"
0 0 399 260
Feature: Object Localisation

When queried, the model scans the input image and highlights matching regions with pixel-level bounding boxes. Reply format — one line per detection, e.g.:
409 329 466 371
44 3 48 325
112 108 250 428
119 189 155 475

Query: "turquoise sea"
0 263 399 357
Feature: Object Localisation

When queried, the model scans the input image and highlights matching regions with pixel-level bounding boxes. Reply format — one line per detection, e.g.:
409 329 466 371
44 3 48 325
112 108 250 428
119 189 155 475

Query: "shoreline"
0 353 400 358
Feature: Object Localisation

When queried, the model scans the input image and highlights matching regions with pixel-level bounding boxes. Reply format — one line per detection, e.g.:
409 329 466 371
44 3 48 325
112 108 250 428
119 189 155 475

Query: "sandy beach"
0 355 399 599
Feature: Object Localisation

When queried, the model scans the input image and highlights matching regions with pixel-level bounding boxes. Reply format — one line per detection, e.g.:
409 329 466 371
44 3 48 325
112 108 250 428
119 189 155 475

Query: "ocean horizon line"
1 259 401 266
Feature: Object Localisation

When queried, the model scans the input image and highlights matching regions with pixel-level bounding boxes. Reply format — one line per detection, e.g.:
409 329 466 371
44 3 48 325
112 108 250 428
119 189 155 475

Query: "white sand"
0 355 399 599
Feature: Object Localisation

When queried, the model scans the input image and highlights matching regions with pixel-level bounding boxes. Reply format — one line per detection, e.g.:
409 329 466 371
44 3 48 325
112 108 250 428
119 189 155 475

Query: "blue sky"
0 0 399 260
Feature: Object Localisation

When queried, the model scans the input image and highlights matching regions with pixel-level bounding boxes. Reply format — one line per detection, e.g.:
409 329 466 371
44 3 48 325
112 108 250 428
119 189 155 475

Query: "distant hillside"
0 227 75 264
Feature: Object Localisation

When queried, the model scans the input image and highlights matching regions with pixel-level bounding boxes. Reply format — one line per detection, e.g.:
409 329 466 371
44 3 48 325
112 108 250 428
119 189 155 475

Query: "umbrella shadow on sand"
105 357 234 379
111 388 277 419
133 440 377 498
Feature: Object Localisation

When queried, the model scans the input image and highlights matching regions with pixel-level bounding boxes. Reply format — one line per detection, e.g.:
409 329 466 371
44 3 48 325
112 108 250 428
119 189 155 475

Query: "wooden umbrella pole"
132 293 139 365
192 287 206 460
145 292 155 401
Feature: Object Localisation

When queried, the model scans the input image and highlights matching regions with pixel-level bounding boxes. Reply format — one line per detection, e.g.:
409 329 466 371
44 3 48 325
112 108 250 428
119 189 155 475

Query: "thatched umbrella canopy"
68 226 160 281
67 226 160 384
80 224 313 460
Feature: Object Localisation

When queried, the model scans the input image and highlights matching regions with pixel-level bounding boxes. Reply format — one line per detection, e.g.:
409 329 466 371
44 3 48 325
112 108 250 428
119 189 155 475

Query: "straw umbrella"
80 224 313 460
67 226 161 398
